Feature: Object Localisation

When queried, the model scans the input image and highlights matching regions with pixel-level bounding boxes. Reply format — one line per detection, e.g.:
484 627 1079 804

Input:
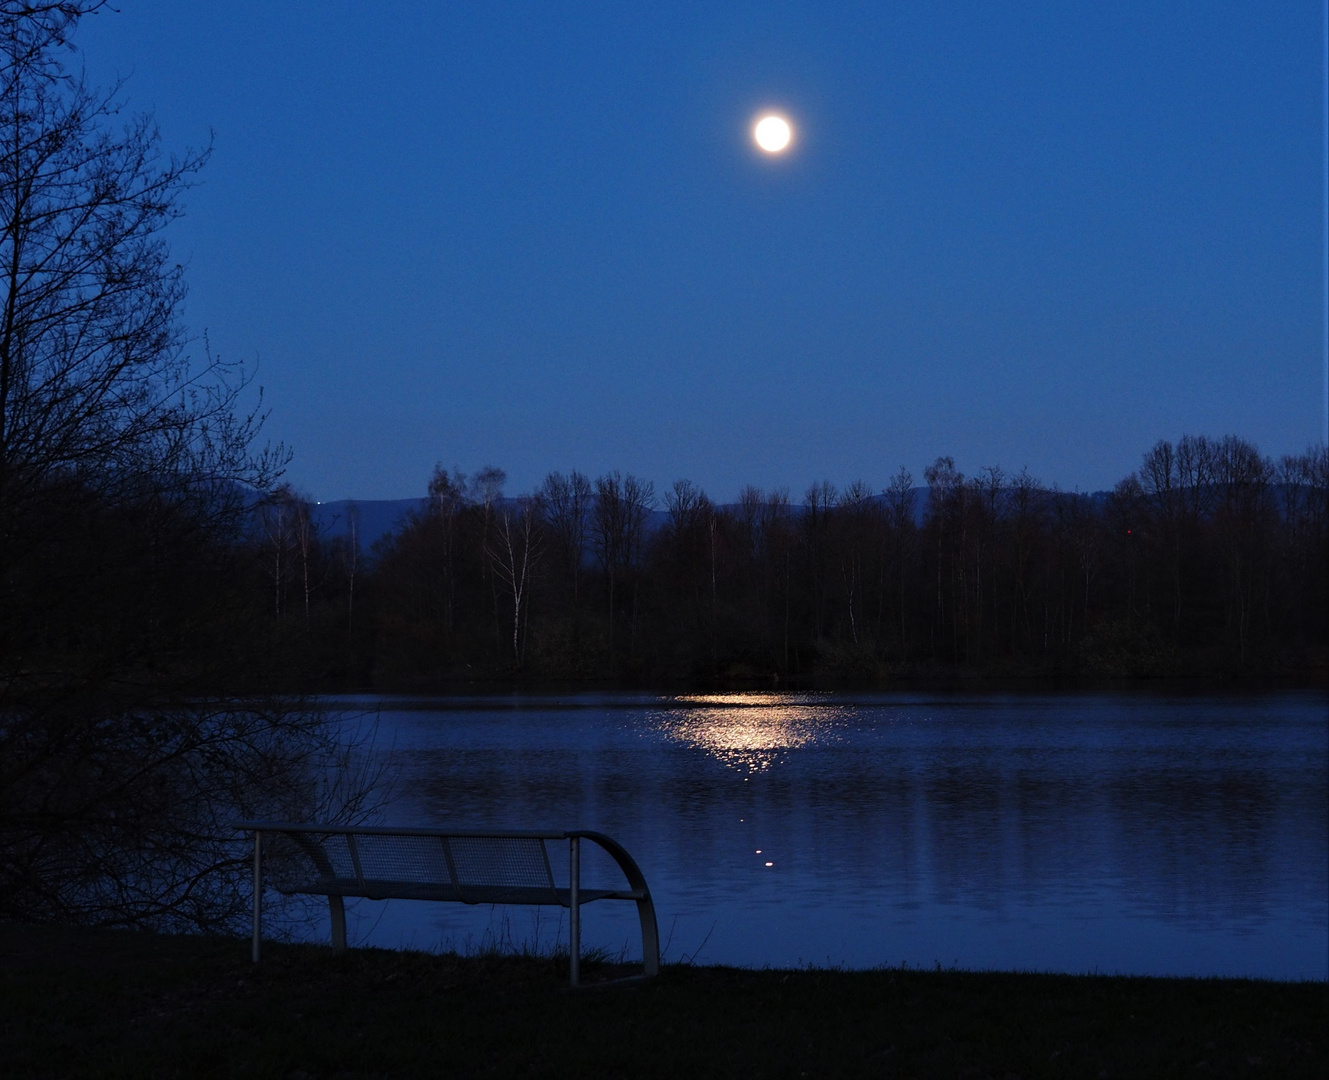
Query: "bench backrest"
282 829 560 903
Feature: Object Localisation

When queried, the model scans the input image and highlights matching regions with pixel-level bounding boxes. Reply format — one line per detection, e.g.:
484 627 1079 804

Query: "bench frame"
235 821 660 986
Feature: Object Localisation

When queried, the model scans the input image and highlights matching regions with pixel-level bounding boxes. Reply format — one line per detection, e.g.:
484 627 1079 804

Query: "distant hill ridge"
310 489 1117 551
309 498 429 551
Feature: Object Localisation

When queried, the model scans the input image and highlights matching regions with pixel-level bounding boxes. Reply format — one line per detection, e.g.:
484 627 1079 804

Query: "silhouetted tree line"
265 436 1326 687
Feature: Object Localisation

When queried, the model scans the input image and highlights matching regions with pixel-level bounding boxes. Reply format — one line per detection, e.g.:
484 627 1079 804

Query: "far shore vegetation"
265 435 1327 691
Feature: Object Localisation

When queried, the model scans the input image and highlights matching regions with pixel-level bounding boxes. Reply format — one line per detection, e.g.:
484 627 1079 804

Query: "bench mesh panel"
449 836 552 891
351 834 450 885
317 834 357 879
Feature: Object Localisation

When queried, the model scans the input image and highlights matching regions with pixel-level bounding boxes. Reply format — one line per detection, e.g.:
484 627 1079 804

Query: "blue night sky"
76 2 1324 501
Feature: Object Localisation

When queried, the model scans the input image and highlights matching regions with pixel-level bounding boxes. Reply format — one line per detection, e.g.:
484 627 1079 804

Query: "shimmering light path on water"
323 691 1326 979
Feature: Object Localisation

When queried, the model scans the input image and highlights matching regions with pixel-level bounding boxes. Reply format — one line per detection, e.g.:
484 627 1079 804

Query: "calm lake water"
321 690 1327 980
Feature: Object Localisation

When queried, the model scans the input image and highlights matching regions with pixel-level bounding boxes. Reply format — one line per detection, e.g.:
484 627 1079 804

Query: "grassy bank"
1 925 1323 1079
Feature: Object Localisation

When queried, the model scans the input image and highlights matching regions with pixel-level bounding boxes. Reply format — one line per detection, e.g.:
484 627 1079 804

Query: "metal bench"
235 821 659 986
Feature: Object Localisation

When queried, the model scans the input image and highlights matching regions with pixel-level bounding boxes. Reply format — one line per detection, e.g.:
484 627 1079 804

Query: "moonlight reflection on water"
649 694 851 773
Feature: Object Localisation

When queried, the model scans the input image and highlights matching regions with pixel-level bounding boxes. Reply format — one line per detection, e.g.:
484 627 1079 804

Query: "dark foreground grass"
0 925 1324 1079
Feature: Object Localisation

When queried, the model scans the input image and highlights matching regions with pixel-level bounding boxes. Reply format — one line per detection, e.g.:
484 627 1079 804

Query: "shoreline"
291 672 1329 699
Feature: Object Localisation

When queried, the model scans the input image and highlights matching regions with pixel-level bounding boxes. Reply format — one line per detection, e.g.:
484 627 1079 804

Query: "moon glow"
753 114 792 153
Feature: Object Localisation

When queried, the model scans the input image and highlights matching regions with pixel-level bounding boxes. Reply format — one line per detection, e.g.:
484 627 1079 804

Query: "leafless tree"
1277 444 1329 646
1006 467 1043 652
664 479 707 543
665 478 716 669
342 501 360 636
1 696 386 931
969 466 1007 654
737 485 764 565
259 485 317 624
0 5 383 934
294 496 317 626
802 481 837 640
1139 435 1214 635
883 467 914 654
837 481 875 646
537 469 591 610
0 4 281 528
764 488 794 671
593 471 654 662
923 457 963 659
469 465 506 651
427 465 468 635
1210 436 1274 662
260 487 295 618
469 465 506 511
487 497 544 667
738 485 793 670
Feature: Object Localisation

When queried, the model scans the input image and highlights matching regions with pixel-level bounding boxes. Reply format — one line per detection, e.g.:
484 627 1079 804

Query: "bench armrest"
569 830 660 976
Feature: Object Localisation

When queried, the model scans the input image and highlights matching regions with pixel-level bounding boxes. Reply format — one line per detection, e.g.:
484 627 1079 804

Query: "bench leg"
636 895 660 977
573 831 660 979
569 835 580 987
329 895 347 951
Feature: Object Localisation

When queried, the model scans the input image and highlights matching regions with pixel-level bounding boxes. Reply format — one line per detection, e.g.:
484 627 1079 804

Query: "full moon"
753 114 792 153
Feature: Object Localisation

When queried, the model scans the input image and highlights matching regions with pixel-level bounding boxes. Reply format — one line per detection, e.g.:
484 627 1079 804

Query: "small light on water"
755 849 762 854
765 862 774 867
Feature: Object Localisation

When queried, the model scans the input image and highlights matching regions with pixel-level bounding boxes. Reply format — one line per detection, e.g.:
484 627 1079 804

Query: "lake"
321 689 1327 980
